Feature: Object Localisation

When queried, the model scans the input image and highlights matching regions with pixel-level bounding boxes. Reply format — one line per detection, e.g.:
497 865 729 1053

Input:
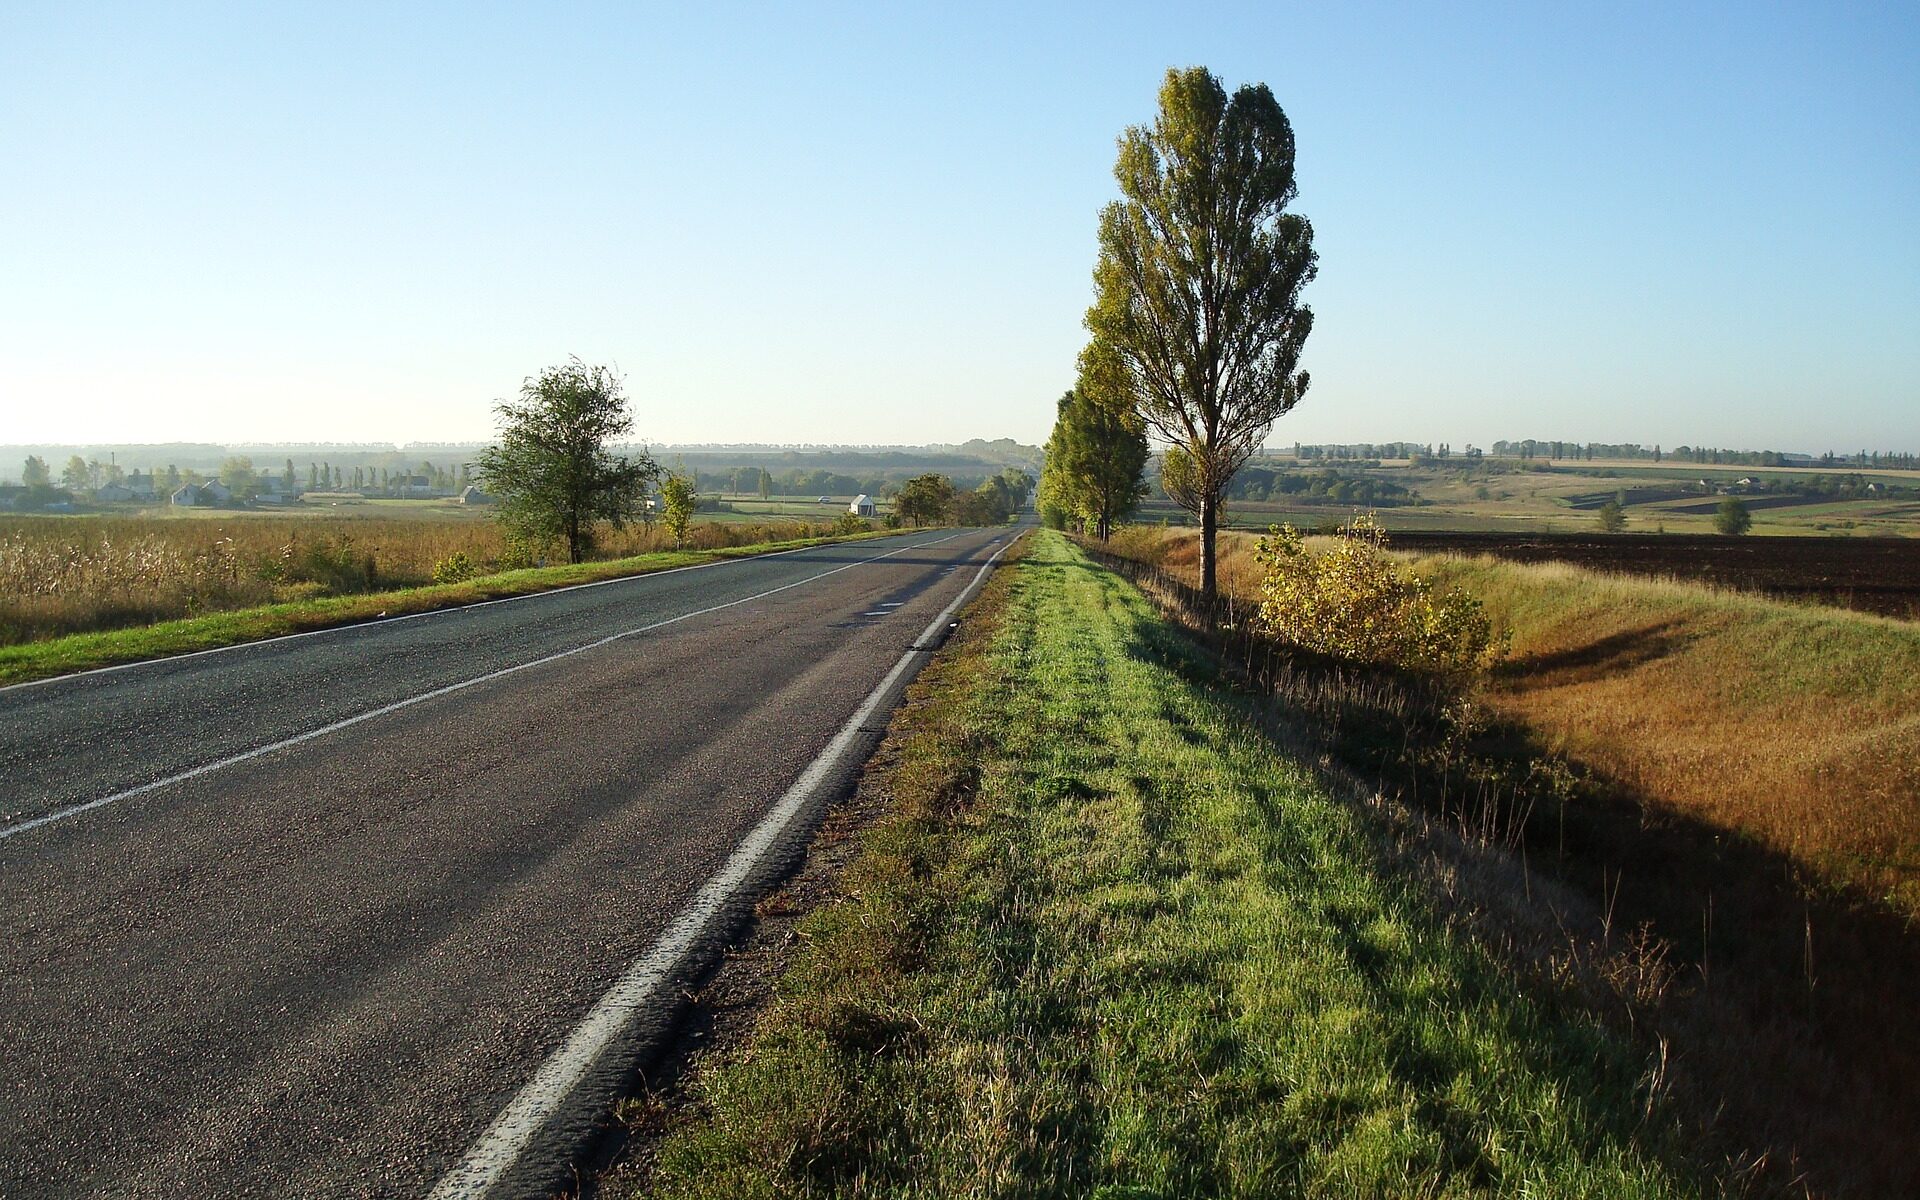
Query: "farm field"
1137 456 1920 539
1387 530 1920 619
0 510 860 647
702 493 894 521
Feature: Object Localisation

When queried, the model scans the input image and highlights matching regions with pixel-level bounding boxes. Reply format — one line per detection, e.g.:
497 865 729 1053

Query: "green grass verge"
610 531 1710 1198
0 529 905 686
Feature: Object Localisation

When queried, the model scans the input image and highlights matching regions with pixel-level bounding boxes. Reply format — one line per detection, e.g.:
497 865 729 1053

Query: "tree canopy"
1715 496 1753 536
1086 66 1317 599
660 473 698 545
893 473 956 526
477 359 659 563
1040 342 1149 540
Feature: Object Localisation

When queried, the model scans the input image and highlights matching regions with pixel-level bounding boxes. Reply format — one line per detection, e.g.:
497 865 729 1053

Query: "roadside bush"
1254 513 1497 674
432 551 478 585
831 513 870 536
288 534 377 592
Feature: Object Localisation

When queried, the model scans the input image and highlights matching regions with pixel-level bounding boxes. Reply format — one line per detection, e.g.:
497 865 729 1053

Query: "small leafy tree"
951 482 1012 526
660 473 698 545
221 457 258 498
433 551 478 584
894 473 955 525
1715 496 1752 536
21 456 50 488
477 359 659 563
1596 499 1626 533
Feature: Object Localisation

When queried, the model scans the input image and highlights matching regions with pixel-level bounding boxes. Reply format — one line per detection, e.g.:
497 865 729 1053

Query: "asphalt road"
0 525 1013 1198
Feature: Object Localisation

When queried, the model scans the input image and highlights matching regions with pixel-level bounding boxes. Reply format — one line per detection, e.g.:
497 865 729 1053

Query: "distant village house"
170 480 234 507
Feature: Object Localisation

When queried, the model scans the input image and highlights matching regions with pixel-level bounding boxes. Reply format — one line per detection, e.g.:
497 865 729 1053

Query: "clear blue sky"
2 2 1914 451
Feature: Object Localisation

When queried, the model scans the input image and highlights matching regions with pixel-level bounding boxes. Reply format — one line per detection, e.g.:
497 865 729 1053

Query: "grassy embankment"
0 520 898 686
1099 524 1920 1195
1113 526 1920 912
1422 556 1920 910
607 531 1708 1198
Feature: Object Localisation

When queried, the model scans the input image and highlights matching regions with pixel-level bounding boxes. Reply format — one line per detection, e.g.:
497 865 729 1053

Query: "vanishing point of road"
0 525 1016 1198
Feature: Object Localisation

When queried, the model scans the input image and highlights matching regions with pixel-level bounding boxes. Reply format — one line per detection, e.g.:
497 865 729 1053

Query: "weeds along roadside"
1089 523 1920 1198
0 523 904 686
0 514 874 648
602 530 1717 1199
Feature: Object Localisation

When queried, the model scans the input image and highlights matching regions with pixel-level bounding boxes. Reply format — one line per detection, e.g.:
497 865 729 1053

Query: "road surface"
0 525 1014 1198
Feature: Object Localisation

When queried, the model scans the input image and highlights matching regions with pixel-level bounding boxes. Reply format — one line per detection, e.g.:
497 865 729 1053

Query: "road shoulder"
592 530 1719 1199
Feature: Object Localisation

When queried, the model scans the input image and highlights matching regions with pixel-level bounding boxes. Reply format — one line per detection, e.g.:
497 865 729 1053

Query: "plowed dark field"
1396 531 1920 619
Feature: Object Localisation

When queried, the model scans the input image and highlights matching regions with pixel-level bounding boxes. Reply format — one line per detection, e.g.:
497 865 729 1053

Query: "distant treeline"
1226 466 1412 506
0 441 1042 487
1143 460 1414 507
1289 442 1917 470
689 463 1025 497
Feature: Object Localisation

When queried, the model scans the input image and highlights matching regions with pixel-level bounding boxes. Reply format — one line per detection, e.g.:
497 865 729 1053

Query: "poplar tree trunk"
1199 492 1218 602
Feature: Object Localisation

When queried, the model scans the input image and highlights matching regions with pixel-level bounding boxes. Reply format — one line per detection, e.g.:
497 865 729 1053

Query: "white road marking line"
0 533 964 843
0 530 955 696
426 533 1016 1200
860 611 888 617
879 602 905 607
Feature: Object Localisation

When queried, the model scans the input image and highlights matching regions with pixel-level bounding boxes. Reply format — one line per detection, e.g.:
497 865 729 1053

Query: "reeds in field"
0 514 837 645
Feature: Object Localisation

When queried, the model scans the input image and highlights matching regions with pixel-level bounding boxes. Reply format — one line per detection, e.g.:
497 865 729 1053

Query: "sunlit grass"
610 532 1706 1198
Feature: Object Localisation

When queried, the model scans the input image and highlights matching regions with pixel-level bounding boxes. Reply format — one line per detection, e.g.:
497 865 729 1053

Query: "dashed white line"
0 533 964 843
0 530 949 695
425 531 1018 1199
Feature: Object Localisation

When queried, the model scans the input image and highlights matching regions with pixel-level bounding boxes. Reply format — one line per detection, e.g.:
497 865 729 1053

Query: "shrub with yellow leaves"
1254 513 1498 674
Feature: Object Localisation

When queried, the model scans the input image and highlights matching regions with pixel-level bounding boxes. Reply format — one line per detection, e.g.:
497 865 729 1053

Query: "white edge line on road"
425 532 1016 1200
0 529 952 696
0 532 969 843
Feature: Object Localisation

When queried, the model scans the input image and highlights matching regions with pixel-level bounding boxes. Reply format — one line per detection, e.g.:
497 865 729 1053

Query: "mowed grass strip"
614 531 1706 1199
0 529 900 686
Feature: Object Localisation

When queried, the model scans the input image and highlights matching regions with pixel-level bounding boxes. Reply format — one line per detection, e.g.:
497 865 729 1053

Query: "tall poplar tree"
1086 67 1317 600
1040 341 1149 540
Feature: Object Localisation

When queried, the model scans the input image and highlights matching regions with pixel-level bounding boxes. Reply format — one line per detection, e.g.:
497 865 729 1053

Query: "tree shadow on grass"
1491 620 1693 685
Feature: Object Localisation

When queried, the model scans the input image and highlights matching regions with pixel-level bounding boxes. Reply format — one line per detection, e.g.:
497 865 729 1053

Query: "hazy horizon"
3 5 1914 450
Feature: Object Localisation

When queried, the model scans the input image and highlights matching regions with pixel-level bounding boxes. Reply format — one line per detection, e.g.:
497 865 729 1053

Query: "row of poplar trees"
1041 66 1318 601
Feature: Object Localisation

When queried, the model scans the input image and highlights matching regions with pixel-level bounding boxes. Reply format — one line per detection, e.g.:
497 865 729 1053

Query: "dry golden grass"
1422 557 1920 910
1110 524 1920 910
1095 525 1920 1194
0 514 839 645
